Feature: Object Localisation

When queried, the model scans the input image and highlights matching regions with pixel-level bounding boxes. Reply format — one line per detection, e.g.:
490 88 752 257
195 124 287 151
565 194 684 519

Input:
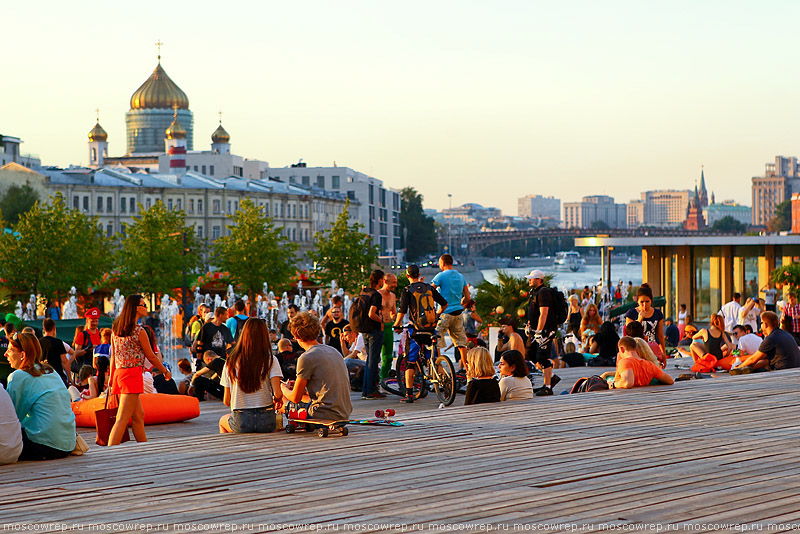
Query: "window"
347 191 356 201
194 166 198 171
380 188 386 207
264 202 269 214
228 201 232 214
292 228 296 241
332 176 340 190
213 226 220 240
317 176 325 188
302 176 310 186
177 199 182 211
146 198 151 210
380 222 387 235
234 201 238 212
280 204 284 217
292 204 296 218
73 196 79 210
106 224 113 237
210 165 215 176
289 176 295 183
198 200 204 214
168 199 173 210
197 226 203 239
347 176 354 183
189 199 194 214
201 165 206 175
121 197 127 213
369 184 374 204
274 204 279 217
83 196 89 211
130 198 136 213
213 199 220 214
305 228 308 241
97 197 104 213
107 197 113 212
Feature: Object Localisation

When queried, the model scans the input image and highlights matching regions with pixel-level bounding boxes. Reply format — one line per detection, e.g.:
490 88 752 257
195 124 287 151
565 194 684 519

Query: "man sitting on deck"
731 311 800 375
280 312 352 421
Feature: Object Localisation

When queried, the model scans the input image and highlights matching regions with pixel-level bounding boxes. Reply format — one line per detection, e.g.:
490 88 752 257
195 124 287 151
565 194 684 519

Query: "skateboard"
347 409 403 427
285 418 349 437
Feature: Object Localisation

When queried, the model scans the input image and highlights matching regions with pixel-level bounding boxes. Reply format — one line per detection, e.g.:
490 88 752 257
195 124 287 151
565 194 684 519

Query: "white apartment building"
0 134 41 169
518 194 560 222
704 201 752 227
268 164 402 257
626 190 691 228
563 195 627 229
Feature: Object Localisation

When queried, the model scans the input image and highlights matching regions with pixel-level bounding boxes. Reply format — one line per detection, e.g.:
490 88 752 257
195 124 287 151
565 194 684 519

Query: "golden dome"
165 116 187 140
130 62 189 110
211 124 230 144
88 122 107 142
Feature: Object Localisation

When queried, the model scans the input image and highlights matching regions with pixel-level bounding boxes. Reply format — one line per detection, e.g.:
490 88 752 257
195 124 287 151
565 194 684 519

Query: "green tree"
0 194 113 302
308 199 380 294
711 215 747 233
475 271 555 328
213 198 298 301
771 263 800 294
0 183 39 225
116 201 203 296
400 187 438 261
591 220 611 230
768 200 791 232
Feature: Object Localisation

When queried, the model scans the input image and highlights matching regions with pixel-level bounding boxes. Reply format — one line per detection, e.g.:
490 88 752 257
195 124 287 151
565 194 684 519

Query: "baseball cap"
205 312 215 322
85 307 101 319
525 269 546 280
406 264 420 278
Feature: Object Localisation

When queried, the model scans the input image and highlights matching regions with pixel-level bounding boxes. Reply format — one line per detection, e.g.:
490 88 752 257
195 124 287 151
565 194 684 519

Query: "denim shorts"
229 407 277 433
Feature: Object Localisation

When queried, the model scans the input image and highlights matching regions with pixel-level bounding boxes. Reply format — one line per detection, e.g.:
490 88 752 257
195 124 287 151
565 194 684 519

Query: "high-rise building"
563 195 626 229
517 194 560 222
0 134 40 169
752 156 800 226
626 190 691 228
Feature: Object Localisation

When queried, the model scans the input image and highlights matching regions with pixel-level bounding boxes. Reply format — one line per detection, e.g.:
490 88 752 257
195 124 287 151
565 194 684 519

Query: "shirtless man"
379 273 398 381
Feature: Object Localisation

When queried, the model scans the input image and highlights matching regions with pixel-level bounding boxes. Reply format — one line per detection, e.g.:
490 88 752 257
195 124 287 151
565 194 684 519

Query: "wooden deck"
2 362 800 532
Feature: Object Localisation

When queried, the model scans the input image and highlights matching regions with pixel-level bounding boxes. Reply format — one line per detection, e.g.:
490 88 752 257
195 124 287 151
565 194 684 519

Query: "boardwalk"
2 363 800 533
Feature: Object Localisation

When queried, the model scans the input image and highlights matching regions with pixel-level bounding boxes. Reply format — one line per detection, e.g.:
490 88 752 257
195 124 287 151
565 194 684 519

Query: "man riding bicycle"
393 264 448 403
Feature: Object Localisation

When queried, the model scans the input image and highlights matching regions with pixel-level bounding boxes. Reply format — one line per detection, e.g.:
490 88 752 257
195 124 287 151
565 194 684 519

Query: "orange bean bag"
72 393 200 427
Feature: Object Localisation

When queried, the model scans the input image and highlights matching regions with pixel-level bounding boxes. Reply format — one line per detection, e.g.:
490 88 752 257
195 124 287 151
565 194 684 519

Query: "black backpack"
549 287 569 325
408 284 438 331
570 375 610 393
349 289 375 334
232 316 248 342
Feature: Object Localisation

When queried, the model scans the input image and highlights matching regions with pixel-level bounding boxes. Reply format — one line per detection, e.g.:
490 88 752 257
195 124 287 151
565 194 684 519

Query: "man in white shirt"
737 298 764 333
732 324 762 356
719 293 742 334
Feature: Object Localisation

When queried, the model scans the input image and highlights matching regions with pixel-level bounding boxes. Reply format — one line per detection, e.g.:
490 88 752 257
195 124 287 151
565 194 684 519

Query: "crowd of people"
2 254 800 465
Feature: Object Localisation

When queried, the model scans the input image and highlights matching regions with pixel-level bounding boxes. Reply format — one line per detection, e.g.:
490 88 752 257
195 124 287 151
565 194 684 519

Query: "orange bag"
691 353 717 373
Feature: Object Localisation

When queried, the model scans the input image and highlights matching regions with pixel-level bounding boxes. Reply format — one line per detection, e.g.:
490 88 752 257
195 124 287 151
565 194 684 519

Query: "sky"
3 1 799 215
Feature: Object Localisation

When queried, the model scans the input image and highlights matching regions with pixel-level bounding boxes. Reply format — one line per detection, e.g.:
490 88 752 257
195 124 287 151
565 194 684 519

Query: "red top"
112 325 145 369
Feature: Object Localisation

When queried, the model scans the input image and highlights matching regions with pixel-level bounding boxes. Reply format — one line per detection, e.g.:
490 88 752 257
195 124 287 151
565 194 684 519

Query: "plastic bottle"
731 348 742 370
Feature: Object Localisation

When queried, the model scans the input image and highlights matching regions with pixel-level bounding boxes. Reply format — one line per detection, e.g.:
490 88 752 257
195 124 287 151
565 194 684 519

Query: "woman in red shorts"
108 295 171 446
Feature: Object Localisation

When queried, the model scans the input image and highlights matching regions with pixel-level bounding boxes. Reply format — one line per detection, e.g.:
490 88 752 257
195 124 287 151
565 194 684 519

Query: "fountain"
62 288 79 320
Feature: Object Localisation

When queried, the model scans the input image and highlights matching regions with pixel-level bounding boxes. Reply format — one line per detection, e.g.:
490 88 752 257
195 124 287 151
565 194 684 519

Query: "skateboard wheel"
375 410 384 418
285 424 295 434
385 409 395 417
340 427 349 436
318 428 329 438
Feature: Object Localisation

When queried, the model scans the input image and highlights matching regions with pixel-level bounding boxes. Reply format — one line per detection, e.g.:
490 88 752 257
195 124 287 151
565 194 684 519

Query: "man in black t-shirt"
280 304 302 353
191 350 226 400
324 306 348 355
39 318 75 387
358 270 386 399
733 311 800 374
195 307 234 361
525 269 559 396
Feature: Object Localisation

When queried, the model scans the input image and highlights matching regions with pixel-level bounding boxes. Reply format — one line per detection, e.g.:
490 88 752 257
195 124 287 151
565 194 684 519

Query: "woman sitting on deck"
219 318 284 434
601 337 673 389
498 350 533 401
464 347 500 405
690 313 734 369
587 321 619 367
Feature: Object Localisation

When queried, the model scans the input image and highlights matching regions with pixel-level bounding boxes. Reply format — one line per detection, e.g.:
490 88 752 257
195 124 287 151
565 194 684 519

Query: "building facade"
517 194 560 222
0 134 41 169
626 190 691 228
267 164 402 257
703 201 752 227
752 155 800 226
563 195 626 229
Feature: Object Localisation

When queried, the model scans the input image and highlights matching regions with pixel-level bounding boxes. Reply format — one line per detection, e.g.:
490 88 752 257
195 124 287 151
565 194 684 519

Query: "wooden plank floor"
2 361 800 533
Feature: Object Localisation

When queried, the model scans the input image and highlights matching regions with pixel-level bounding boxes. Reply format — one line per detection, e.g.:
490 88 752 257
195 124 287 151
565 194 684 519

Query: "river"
480 262 643 293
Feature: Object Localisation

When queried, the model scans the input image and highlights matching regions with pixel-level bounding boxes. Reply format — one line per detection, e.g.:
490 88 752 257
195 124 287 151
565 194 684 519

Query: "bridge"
440 227 738 256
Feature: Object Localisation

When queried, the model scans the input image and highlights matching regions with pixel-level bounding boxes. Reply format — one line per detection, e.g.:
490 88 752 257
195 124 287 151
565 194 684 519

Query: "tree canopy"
400 187 438 261
307 199 379 294
0 183 39 225
213 198 298 300
116 200 203 296
768 200 791 232
711 215 747 233
0 194 113 301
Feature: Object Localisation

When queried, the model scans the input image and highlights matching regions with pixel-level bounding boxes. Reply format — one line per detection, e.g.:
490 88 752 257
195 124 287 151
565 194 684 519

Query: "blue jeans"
230 407 276 433
361 329 384 395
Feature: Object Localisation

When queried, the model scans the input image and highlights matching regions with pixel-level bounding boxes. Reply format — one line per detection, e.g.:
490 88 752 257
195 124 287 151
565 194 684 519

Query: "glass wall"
694 246 712 322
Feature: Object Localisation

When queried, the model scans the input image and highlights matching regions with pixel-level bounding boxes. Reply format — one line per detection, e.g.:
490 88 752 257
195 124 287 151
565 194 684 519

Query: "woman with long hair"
6 332 76 460
690 313 733 365
219 318 283 433
624 283 666 367
567 295 583 338
107 295 171 446
580 303 602 344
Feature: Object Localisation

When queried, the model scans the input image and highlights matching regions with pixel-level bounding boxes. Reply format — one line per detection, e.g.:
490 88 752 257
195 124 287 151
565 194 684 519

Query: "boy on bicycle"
393 264 448 403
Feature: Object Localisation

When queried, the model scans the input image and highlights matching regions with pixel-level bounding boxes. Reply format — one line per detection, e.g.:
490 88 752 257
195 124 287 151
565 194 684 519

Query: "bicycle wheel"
391 354 425 400
432 354 456 406
379 376 404 396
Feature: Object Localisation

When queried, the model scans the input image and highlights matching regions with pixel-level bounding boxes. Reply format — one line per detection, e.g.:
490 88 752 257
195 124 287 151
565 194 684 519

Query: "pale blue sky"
3 1 798 214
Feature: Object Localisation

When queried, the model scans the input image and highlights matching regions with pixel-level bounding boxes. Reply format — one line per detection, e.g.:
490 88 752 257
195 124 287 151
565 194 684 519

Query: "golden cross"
156 40 163 61
95 108 100 122
218 110 223 124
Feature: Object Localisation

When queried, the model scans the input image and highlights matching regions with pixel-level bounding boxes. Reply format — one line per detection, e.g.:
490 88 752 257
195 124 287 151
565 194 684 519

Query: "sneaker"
730 365 752 376
364 391 387 399
534 386 553 396
400 396 414 404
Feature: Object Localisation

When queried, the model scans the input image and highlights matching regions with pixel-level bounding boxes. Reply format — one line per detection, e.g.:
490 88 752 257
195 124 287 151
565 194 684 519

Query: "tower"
164 107 187 174
88 111 108 168
685 185 706 230
211 112 230 154
698 167 709 208
125 42 193 154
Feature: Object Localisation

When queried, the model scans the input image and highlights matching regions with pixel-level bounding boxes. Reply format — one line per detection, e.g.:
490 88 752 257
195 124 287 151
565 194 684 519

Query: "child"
93 328 112 392
67 365 98 402
498 350 533 401
464 347 500 405
177 358 194 395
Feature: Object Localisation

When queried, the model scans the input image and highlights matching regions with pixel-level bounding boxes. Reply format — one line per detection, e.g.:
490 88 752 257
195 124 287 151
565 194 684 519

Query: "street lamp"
448 193 452 256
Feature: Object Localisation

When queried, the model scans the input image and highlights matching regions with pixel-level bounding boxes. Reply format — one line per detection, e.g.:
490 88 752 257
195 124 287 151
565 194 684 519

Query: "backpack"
549 287 569 325
408 284 438 331
570 375 610 394
349 289 375 334
70 331 94 375
232 316 248 342
182 315 201 347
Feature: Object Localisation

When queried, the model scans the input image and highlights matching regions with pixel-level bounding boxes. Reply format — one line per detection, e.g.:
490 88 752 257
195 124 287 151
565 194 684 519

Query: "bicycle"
380 326 457 406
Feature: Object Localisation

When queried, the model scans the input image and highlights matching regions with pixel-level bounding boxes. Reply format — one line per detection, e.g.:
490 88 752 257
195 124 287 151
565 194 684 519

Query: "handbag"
71 433 90 456
95 392 131 446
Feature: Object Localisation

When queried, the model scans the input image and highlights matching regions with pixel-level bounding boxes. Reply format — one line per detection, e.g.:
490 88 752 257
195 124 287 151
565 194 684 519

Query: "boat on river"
553 251 586 272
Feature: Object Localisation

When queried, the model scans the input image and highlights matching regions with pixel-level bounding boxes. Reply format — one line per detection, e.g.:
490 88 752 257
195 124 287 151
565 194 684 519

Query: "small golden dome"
88 122 107 142
130 62 189 110
211 124 230 144
165 116 187 140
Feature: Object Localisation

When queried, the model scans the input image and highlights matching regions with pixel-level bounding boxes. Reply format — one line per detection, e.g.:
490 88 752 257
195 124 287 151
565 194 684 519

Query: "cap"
525 269 546 280
85 308 101 319
406 264 420 278
205 312 215 322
